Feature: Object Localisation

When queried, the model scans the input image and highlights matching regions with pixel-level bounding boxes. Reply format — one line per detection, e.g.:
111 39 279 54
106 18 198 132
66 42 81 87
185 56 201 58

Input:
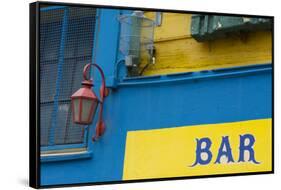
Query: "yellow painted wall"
123 119 272 180
141 12 272 76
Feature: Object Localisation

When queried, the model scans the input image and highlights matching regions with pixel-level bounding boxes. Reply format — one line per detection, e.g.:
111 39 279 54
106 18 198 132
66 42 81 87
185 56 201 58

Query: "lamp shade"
71 80 99 125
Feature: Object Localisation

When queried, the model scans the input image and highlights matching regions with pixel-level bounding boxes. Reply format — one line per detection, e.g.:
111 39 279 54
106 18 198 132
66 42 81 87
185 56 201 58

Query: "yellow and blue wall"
40 7 272 186
142 12 272 75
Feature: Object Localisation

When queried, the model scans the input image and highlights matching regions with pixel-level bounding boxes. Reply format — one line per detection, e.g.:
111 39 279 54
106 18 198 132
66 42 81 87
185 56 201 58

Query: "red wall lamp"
71 63 109 141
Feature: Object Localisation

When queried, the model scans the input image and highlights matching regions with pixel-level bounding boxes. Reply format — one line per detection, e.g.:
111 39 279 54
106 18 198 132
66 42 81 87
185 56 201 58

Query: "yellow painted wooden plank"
145 12 192 41
140 31 272 76
123 119 272 180
141 13 272 76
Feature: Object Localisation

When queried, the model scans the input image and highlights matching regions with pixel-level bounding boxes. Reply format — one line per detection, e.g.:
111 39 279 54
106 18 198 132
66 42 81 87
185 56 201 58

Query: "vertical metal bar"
91 9 101 83
82 8 100 144
49 8 69 145
91 8 100 65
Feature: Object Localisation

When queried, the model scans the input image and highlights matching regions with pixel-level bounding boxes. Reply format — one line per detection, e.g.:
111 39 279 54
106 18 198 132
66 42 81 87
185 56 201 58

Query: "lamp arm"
83 63 107 141
83 63 106 99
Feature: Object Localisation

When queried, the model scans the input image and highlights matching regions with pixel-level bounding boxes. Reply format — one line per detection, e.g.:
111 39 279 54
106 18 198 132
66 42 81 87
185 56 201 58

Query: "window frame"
40 5 97 154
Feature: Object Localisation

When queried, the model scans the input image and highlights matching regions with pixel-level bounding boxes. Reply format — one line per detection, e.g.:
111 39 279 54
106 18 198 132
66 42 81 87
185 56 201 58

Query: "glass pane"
81 98 98 123
64 8 96 59
53 101 85 145
54 103 70 144
73 98 80 122
40 9 64 62
71 58 91 95
40 61 58 103
58 59 75 101
40 103 53 146
64 118 85 144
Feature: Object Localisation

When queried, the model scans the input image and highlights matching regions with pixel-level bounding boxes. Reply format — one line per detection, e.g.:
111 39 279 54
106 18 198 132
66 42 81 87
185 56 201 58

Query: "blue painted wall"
41 64 272 186
40 8 272 186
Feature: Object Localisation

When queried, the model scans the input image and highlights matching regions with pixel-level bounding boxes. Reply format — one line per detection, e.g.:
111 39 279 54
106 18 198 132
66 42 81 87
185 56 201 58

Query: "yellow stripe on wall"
123 119 272 180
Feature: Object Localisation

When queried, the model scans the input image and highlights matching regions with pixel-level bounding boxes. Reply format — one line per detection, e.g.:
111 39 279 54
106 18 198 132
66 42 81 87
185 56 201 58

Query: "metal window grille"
40 6 97 148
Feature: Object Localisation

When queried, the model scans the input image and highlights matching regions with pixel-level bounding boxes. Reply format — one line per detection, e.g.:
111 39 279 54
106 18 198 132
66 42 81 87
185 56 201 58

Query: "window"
40 6 97 151
191 15 272 42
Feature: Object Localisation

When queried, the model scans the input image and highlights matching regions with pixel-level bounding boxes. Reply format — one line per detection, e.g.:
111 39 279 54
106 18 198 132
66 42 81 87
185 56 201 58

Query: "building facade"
39 5 272 186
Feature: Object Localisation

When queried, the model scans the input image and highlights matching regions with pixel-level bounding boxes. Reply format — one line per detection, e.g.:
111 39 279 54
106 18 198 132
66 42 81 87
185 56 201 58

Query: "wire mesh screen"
40 6 97 147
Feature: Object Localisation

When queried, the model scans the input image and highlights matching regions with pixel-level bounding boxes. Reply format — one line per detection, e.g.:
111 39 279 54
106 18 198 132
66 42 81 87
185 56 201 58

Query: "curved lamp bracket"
83 63 109 141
